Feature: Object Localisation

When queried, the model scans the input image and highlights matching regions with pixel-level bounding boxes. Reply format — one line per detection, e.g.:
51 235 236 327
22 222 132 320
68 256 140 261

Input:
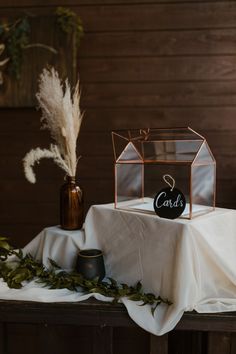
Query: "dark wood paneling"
207 332 231 354
4 299 236 354
0 201 59 224
2 3 236 31
6 323 40 354
79 56 236 82
81 107 236 131
0 108 41 131
230 333 236 354
72 3 236 32
113 327 150 354
150 334 168 354
0 323 7 354
0 0 228 7
81 81 236 107
92 327 113 354
0 224 47 248
6 323 94 354
169 331 204 354
80 29 236 57
0 179 113 204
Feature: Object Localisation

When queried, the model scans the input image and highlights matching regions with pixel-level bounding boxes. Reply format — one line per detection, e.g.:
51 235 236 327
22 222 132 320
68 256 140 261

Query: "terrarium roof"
112 127 215 165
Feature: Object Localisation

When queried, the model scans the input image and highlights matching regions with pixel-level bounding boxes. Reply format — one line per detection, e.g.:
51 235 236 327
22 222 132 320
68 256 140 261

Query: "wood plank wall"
0 0 236 247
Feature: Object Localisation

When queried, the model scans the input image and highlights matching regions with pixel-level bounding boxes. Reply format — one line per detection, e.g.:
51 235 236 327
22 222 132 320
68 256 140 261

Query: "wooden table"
0 299 235 354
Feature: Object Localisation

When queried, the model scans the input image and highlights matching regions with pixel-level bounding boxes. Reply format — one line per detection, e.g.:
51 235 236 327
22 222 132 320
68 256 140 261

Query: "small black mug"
76 249 105 281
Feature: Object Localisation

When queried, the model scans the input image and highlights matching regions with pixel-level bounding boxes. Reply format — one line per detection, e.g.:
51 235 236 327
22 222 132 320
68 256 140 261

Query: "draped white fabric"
0 204 235 335
84 205 236 334
23 226 85 271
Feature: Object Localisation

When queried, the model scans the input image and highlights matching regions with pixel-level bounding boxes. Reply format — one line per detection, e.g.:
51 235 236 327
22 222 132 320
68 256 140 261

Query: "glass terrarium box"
112 127 216 219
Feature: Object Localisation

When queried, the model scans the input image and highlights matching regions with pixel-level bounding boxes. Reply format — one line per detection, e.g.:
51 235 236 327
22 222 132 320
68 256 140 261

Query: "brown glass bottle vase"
60 176 84 230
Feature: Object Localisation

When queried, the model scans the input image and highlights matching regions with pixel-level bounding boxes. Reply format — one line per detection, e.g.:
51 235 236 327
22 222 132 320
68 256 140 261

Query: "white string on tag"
163 174 175 191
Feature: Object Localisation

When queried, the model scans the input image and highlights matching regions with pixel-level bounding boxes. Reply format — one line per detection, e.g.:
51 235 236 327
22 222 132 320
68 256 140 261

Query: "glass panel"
117 142 142 162
193 142 215 165
144 164 190 199
191 164 215 217
112 132 129 162
143 140 202 162
115 163 191 217
115 163 143 207
143 127 203 141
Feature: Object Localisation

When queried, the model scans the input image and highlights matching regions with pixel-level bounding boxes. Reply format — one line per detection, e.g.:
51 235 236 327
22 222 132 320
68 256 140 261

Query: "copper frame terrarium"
112 127 216 219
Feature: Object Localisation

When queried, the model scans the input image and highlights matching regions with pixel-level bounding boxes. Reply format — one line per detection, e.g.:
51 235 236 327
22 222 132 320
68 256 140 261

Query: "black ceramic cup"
76 249 105 281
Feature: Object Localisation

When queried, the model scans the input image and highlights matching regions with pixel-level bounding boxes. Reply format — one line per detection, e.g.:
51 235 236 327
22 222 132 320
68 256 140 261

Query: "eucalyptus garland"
0 237 171 315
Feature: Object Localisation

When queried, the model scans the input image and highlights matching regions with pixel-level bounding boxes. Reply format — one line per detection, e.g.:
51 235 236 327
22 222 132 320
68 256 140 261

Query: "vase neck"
66 175 76 183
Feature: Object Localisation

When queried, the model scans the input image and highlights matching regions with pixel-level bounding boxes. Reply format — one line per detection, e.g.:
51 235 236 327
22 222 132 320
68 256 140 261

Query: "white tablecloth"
23 226 85 270
84 205 236 334
0 204 236 335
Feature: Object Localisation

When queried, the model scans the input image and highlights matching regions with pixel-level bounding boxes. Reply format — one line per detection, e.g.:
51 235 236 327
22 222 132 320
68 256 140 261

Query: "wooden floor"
0 299 236 354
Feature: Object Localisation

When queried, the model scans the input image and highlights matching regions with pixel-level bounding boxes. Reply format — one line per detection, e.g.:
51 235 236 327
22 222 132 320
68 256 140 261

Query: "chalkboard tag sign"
153 175 186 219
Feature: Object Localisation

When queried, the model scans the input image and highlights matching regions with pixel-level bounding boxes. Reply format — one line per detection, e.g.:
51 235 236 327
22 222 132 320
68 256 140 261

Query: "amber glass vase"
60 176 83 230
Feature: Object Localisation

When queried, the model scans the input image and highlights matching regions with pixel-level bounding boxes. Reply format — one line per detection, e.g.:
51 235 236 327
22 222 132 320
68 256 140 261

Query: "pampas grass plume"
23 67 83 183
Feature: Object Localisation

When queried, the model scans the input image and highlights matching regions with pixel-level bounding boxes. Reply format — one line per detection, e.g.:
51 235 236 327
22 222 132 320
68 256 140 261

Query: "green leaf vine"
0 237 172 315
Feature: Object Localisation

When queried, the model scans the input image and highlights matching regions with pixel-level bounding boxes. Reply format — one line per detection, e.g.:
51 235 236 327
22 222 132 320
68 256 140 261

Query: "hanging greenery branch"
0 236 172 315
55 7 83 47
55 7 84 84
0 7 83 82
